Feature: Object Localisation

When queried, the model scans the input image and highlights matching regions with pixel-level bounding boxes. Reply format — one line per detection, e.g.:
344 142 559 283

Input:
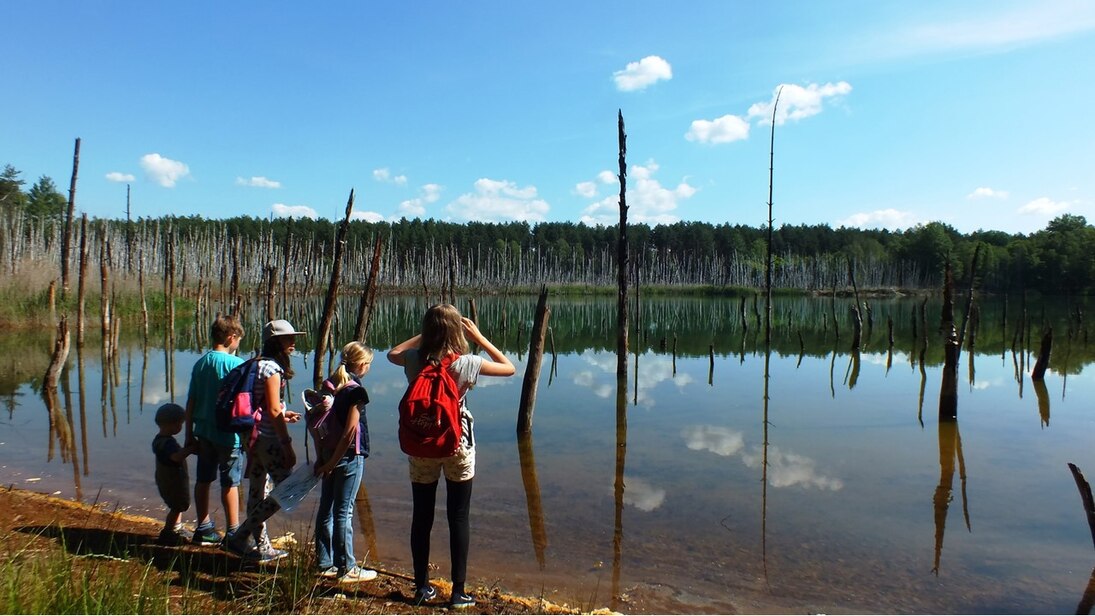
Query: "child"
311 342 378 583
184 314 245 545
152 402 198 546
387 304 515 608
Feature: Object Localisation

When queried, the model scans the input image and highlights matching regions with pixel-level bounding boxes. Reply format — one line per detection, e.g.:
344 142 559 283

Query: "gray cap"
155 402 186 425
262 319 306 342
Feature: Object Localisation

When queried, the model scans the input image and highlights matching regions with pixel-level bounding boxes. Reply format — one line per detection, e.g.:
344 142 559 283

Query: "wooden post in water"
615 110 629 382
764 86 782 348
313 189 354 388
61 137 80 294
354 233 384 342
99 232 111 352
939 261 959 421
1068 463 1095 551
76 214 89 346
1031 328 1052 381
43 316 70 392
517 285 550 434
848 257 863 352
48 279 56 324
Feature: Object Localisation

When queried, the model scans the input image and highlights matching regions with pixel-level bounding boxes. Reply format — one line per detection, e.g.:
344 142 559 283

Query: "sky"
3 1 1094 235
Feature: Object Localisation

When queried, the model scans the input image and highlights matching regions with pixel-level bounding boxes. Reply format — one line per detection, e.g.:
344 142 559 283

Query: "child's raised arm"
387 334 422 367
462 318 514 377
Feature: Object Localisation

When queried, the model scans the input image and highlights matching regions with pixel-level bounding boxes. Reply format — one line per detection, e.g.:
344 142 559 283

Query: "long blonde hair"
419 304 468 365
329 341 374 391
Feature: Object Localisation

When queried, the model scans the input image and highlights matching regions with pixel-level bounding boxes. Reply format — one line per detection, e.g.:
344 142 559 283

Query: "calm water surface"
3 295 1094 614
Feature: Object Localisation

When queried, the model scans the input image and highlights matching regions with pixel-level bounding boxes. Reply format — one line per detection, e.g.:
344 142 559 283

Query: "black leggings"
411 478 473 594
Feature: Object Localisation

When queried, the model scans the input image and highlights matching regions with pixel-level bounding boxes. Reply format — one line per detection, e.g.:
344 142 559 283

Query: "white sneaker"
338 566 378 583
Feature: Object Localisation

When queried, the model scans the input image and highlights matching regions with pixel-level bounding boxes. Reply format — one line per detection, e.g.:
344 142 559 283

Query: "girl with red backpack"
387 304 514 609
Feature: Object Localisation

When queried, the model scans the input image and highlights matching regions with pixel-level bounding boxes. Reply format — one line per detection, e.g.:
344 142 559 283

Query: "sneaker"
222 532 259 559
156 527 187 546
254 545 288 563
413 584 437 605
317 566 339 578
338 566 378 583
450 592 476 609
191 526 222 546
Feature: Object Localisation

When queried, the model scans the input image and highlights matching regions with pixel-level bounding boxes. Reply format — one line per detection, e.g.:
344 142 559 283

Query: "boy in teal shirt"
184 314 245 545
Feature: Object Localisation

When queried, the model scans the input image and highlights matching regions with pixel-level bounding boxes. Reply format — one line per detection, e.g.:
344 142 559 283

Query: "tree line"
2 163 1092 296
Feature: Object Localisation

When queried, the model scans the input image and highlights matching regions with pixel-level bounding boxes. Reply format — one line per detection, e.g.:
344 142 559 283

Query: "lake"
4 293 1095 613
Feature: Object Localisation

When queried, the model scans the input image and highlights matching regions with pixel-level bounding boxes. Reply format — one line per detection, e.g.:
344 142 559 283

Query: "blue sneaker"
191 526 222 546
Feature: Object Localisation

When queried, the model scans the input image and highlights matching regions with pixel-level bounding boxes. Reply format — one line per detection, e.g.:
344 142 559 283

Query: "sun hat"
262 319 306 342
155 402 186 425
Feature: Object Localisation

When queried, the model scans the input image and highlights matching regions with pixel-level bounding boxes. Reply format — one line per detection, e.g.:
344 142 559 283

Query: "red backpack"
398 354 462 458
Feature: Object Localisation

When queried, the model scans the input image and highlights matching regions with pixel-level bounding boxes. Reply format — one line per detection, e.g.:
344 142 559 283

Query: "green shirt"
187 349 244 448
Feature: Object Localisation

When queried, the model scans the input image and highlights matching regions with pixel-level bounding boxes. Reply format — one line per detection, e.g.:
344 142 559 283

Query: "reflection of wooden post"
518 286 550 434
1067 463 1095 551
1033 379 1050 427
1077 565 1095 616
517 433 548 569
354 482 381 563
932 419 958 575
1031 328 1052 381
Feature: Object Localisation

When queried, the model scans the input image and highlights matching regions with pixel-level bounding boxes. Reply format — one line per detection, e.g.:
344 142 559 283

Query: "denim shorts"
195 439 243 488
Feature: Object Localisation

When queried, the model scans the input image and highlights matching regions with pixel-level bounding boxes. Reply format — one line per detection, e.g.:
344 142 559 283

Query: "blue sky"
4 1 1094 235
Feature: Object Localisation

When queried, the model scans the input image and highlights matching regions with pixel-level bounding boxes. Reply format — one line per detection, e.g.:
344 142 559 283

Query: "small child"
152 402 198 545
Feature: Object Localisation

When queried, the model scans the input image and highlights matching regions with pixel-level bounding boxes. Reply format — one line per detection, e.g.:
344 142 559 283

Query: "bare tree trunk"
43 316 71 392
939 261 959 421
354 234 384 342
764 87 782 347
61 137 80 294
76 214 89 346
517 285 550 434
313 189 355 388
616 110 629 382
99 233 111 353
1031 328 1052 381
848 258 863 351
1068 463 1095 551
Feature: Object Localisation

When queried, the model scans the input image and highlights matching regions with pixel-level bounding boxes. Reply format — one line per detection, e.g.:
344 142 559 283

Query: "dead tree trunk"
61 137 80 294
616 110 629 382
764 86 782 348
313 189 355 388
42 316 71 392
1067 463 1095 551
848 258 863 351
76 214 89 346
939 261 959 421
354 234 384 342
1031 328 1052 381
517 285 550 434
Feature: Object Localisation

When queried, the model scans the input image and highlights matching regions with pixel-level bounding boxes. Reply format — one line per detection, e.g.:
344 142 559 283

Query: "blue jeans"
314 455 364 573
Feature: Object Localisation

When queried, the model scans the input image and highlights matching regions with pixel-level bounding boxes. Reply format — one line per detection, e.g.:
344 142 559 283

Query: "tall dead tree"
61 137 80 293
616 110 629 382
354 233 384 342
764 86 782 348
313 189 355 388
939 261 959 421
517 285 550 434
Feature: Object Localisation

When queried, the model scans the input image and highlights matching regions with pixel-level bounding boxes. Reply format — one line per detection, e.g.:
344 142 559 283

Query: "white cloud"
575 181 598 199
105 171 135 183
140 153 190 188
741 446 844 491
681 425 745 457
236 176 282 189
1018 197 1072 216
271 203 318 219
446 178 549 223
398 183 443 218
580 161 696 226
902 3 1095 55
747 82 852 126
685 114 751 144
620 476 666 512
613 55 673 92
373 167 408 186
836 208 920 230
597 170 617 184
967 186 1008 200
350 210 385 223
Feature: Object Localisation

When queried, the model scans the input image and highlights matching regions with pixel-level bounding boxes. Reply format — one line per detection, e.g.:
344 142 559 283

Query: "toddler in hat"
152 402 198 545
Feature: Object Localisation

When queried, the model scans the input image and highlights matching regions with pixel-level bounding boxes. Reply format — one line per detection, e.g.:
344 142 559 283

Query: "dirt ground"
0 485 605 615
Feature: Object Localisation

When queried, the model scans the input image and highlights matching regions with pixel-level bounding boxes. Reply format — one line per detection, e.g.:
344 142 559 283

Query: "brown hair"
261 335 295 380
419 304 468 365
210 314 244 345
329 342 374 391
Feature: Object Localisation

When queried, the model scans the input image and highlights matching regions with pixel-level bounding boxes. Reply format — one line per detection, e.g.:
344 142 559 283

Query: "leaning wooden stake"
42 316 71 392
517 285 550 434
313 189 355 388
1031 328 1053 381
1068 463 1095 551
